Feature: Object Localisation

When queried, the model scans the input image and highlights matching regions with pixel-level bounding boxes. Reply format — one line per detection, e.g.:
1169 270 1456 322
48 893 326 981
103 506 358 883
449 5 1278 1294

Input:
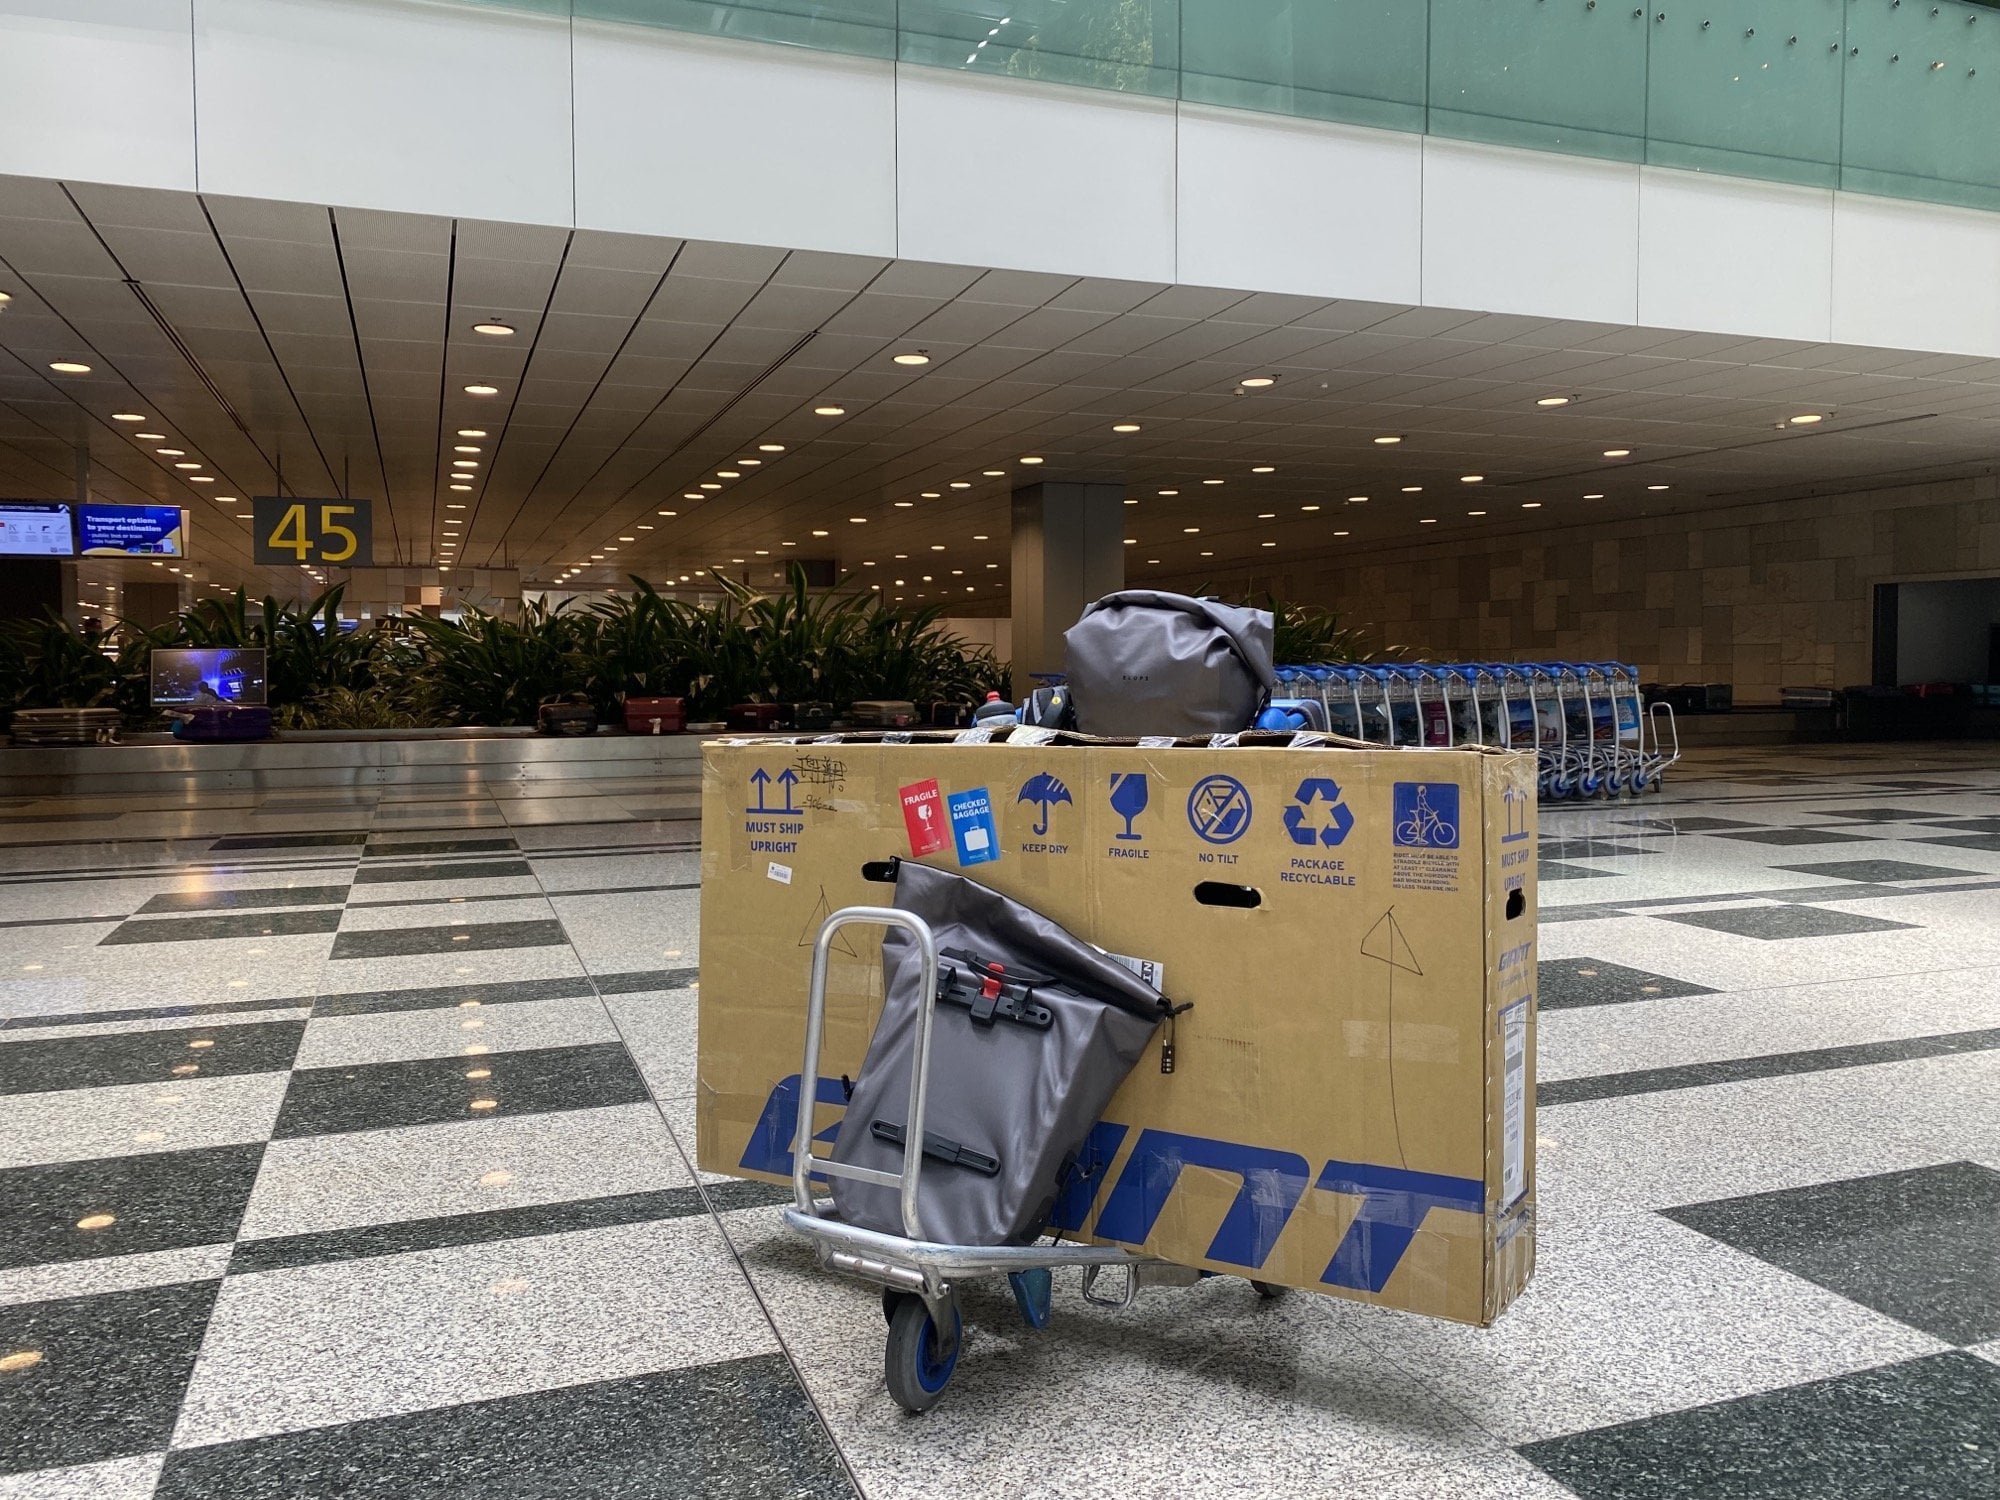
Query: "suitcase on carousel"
726 703 786 733
623 696 687 735
172 706 273 743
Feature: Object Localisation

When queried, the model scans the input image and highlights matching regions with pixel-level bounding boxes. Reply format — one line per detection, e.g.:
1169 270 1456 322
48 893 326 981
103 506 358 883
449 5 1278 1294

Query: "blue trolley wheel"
1249 1280 1288 1300
885 1294 963 1414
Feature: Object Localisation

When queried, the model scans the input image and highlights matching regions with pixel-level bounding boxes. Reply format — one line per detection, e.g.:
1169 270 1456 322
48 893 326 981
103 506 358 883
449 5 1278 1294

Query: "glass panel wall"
451 0 2000 215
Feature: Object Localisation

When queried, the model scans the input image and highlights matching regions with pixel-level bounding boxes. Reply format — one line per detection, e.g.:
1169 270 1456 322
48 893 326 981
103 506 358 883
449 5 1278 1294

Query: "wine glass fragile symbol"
1110 774 1149 840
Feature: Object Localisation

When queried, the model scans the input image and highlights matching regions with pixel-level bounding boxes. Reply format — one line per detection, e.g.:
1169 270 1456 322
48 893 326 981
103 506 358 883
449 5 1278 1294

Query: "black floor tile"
0 1280 222 1475
1657 906 1917 940
0 994 312 1032
349 859 533 885
137 885 351 914
0 1019 305 1094
1912 833 2000 853
1663 1162 2000 1345
327 919 568 959
1814 807 1959 823
0 1145 265 1269
99 909 345 945
1713 829 1881 847
311 975 598 1018
361 837 517 857
594 966 701 994
271 1041 649 1138
1629 816 1767 832
1537 862 1626 882
1919 816 2000 834
1771 859 1980 884
1518 1353 2000 1500
229 1184 719 1274
209 833 367 851
1538 959 1716 1011
153 1356 854 1499
1538 1025 2000 1105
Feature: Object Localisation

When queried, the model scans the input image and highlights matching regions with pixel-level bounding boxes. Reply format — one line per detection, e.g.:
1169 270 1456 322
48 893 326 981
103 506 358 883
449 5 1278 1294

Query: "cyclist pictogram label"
1186 775 1253 845
1391 781 1461 893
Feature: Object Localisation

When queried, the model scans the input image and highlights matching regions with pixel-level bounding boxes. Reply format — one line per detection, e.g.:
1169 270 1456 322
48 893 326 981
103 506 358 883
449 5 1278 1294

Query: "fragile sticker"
899 779 948 858
947 787 1000 866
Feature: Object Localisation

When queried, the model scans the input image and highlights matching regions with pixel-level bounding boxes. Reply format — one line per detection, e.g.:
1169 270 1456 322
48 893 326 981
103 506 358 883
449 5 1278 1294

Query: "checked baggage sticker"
899 779 948 858
947 787 1000 866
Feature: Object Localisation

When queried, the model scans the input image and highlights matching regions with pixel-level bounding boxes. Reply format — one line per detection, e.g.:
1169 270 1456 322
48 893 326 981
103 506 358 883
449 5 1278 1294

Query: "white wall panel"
1831 194 2000 360
1638 170 1834 344
1176 107 1421 305
0 1 196 192
573 23 894 257
895 70 1177 283
1421 138 1641 326
193 0 573 226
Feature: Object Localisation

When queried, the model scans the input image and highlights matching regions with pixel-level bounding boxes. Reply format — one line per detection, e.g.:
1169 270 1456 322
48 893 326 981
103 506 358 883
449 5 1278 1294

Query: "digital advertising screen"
0 502 76 557
149 648 269 708
79 504 186 557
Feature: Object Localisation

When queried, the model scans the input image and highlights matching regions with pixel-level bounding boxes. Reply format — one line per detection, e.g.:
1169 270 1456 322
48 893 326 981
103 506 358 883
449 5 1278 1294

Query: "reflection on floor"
1 742 1996 1499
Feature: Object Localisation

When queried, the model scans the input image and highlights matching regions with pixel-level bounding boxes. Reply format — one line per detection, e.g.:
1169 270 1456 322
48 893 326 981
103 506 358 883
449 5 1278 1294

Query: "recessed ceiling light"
1602 448 1630 459
136 433 164 440
1158 489 1178 497
447 502 467 509
950 481 971 490
1522 501 1543 509
1460 474 1484 484
111 412 145 422
1251 466 1275 474
1112 423 1141 434
894 501 914 508
173 462 201 470
1124 499 1138 506
1240 376 1276 388
1467 510 1487 516
814 405 845 417
464 384 499 396
0 291 10 305
1257 513 1276 520
454 445 480 454
617 535 635 542
758 443 785 453
1200 551 1214 557
49 361 90 374
1789 413 1824 425
1203 479 1224 487
1374 436 1402 445
982 470 1005 477
1261 541 1277 548
1348 496 1369 504
157 448 185 457
636 524 652 530
1183 527 1200 534
1019 456 1044 465
452 460 478 469
812 529 829 537
458 428 487 438
189 475 213 483
1420 518 1437 524
1584 492 1605 499
892 352 930 366
658 510 677 517
700 483 721 491
472 321 514 336
1334 530 1349 537
849 516 867 523
930 544 946 552
919 492 942 500
1401 486 1422 493
973 534 989 541
1536 396 1571 407
1301 505 1321 512
716 471 742 481
1647 484 1670 491
450 483 472 491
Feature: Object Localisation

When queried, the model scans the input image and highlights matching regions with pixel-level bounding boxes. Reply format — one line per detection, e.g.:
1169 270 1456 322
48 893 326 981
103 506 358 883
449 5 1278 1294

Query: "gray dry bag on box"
1064 590 1278 739
830 861 1175 1247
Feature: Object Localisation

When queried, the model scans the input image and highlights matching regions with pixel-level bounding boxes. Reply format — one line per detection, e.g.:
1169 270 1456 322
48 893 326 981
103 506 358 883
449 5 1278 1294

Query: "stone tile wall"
1193 476 2000 697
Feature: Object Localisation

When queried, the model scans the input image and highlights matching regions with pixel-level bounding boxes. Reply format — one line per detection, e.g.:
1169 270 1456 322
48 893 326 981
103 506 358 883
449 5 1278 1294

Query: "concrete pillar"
1010 482 1125 679
121 580 184 631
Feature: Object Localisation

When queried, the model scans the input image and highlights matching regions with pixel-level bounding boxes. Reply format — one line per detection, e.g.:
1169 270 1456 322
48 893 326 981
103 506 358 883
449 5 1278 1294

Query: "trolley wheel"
881 1286 901 1326
1249 1280 1288 1301
885 1294 963 1415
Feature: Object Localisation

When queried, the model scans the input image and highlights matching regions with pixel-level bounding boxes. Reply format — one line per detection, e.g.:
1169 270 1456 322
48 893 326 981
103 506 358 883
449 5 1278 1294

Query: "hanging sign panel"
252 496 373 566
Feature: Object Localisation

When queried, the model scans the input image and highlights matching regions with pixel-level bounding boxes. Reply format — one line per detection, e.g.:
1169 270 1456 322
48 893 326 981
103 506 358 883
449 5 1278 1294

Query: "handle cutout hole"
1506 888 1526 920
862 859 899 884
1194 881 1263 910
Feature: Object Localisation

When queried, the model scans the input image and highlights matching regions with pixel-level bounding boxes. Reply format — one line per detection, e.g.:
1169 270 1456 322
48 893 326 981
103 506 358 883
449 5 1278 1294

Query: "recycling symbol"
1284 777 1354 848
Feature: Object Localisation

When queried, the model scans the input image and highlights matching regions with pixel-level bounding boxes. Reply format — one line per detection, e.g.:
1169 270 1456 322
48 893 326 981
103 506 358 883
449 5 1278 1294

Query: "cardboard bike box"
696 731 1539 1326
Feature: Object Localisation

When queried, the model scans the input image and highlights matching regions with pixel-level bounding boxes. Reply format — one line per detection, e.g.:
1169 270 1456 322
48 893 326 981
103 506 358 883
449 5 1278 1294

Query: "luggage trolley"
783 907 1279 1414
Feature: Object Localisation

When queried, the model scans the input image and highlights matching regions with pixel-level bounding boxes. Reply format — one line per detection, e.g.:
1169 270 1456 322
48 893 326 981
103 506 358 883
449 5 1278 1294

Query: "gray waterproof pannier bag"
1063 590 1278 739
830 860 1172 1246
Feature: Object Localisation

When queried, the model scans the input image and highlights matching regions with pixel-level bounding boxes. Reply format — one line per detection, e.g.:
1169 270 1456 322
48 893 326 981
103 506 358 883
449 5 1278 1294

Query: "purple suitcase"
172 706 274 742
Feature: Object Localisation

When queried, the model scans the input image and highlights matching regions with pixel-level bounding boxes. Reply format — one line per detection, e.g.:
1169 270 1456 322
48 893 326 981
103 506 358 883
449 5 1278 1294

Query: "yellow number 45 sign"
252 497 374 567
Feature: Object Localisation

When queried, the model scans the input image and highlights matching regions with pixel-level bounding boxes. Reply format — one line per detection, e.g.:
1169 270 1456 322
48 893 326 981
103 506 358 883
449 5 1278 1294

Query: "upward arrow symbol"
749 767 772 811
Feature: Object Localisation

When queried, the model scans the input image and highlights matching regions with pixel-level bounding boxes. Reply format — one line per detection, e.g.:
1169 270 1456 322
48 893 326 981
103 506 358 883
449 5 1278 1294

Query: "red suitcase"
623 696 687 735
726 702 785 733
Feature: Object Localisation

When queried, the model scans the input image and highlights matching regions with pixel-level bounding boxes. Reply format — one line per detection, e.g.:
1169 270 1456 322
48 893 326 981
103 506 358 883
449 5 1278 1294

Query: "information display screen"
149 648 269 707
79 504 186 557
0 502 76 556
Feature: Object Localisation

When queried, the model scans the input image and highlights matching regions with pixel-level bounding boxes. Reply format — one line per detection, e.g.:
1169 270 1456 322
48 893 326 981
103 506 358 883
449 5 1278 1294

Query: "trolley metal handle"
793 905 941 1243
